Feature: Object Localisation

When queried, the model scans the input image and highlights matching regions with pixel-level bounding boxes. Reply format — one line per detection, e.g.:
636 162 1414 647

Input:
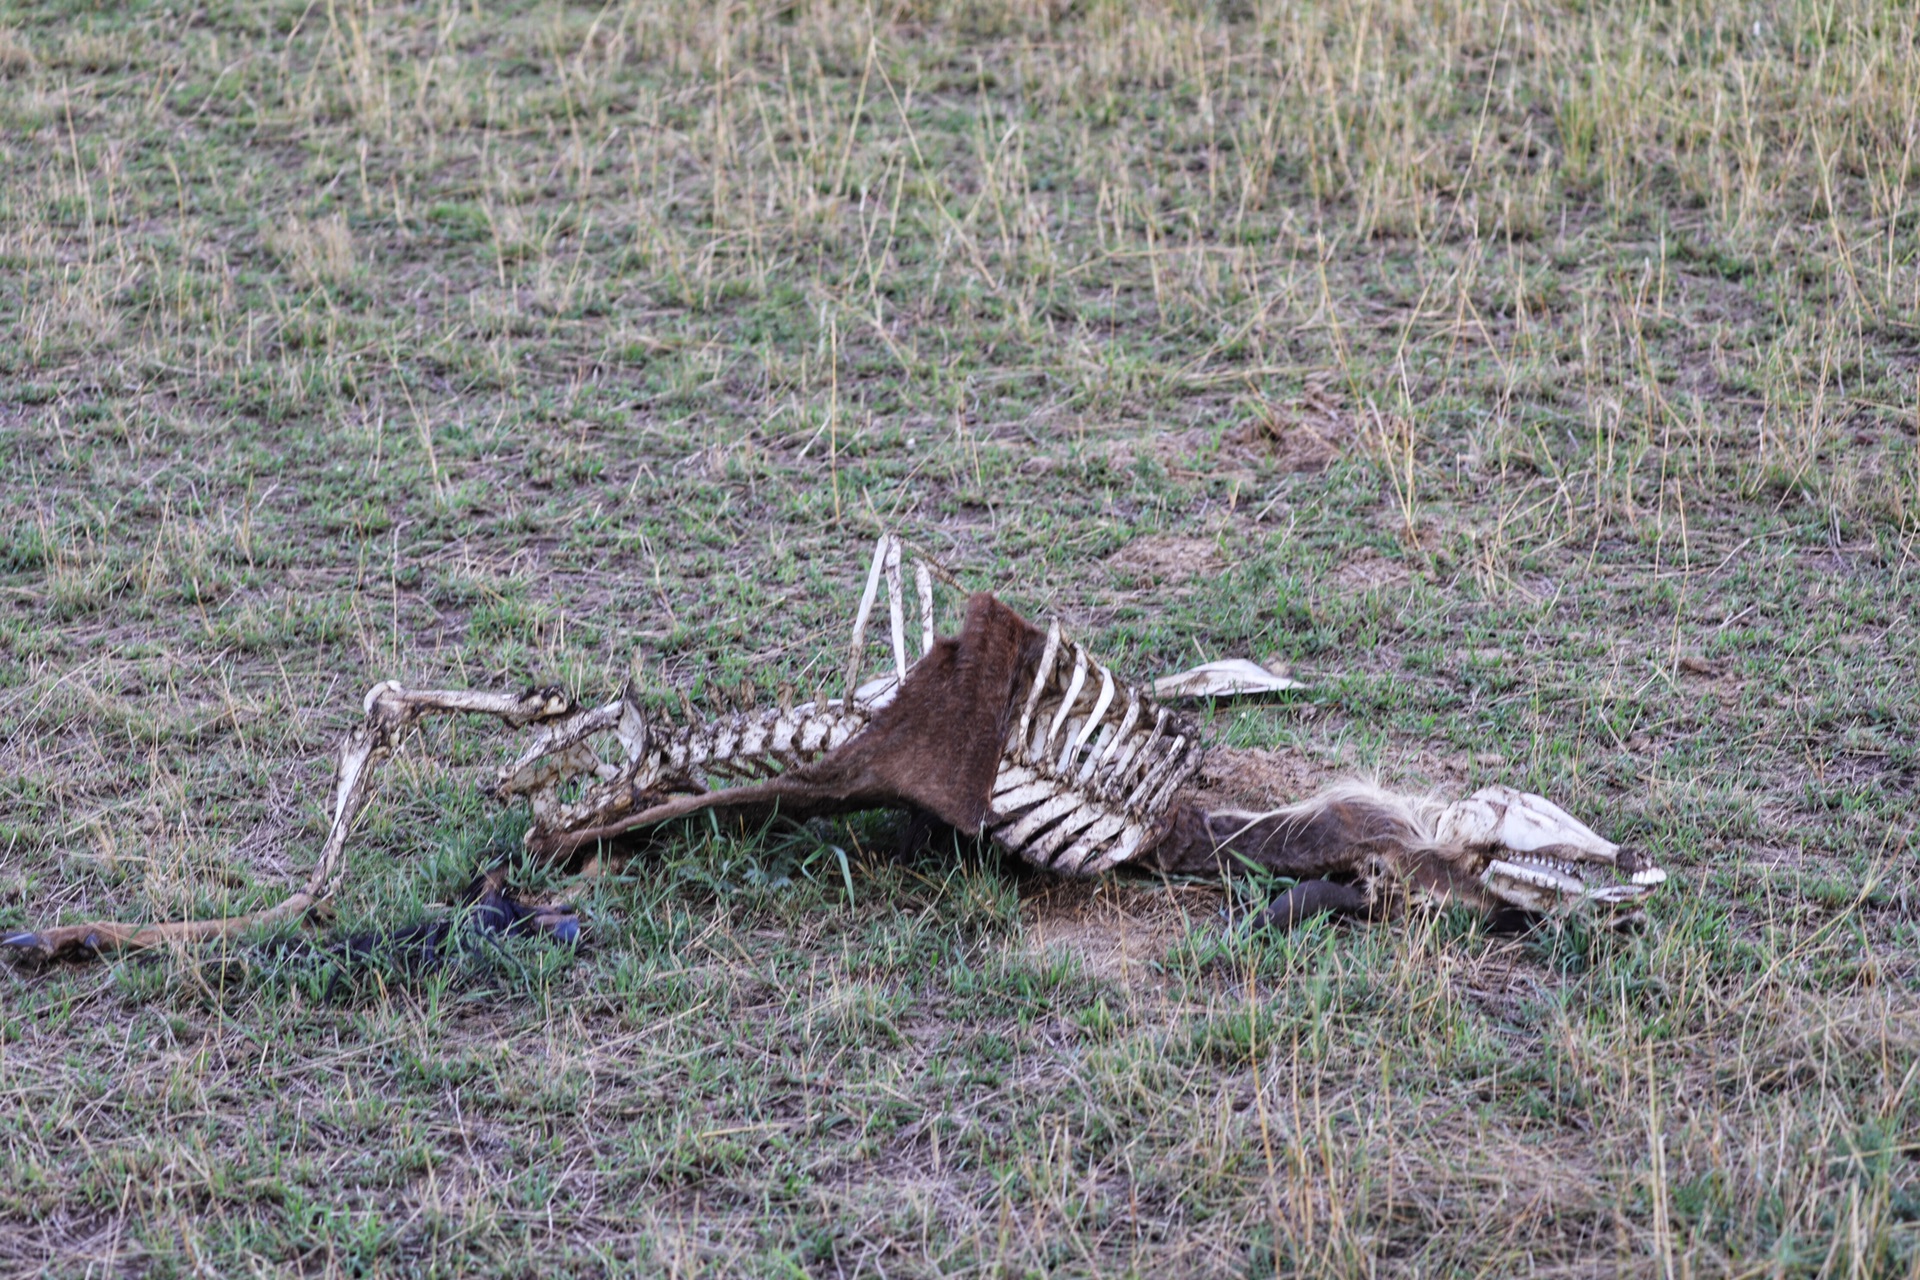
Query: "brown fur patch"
781 591 1045 830
531 592 1046 858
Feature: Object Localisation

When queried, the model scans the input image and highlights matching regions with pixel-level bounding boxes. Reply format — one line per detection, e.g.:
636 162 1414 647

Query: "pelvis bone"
2 536 1665 964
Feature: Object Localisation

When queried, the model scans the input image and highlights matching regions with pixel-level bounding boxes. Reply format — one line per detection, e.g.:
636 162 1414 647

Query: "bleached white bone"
1076 723 1117 784
1482 858 1586 896
1435 785 1618 861
844 536 891 701
1590 881 1660 902
615 682 650 763
1126 734 1189 810
1144 741 1196 812
993 763 1041 795
994 778 1057 812
1476 864 1562 914
915 562 934 659
1015 621 1063 760
1057 812 1128 874
1153 659 1306 700
883 535 907 681
998 789 1089 849
1046 646 1091 753
1097 711 1152 799
853 673 902 710
1091 689 1142 781
1029 804 1105 865
1074 667 1117 758
1116 709 1171 795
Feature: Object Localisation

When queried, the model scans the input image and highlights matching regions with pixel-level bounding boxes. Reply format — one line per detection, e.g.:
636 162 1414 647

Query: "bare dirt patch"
1222 394 1355 473
1018 876 1211 981
1334 549 1414 590
1106 534 1225 585
1181 744 1334 811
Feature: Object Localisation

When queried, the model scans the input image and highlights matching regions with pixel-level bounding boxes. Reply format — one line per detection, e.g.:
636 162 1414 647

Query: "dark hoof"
1 932 49 964
499 896 579 944
517 902 580 946
469 885 581 946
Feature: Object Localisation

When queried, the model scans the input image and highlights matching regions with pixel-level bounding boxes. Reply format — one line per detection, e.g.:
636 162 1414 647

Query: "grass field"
3 0 1918 1274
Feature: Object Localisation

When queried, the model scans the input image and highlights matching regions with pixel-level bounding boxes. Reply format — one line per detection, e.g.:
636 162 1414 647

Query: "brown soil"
1107 534 1226 585
1334 549 1414 590
1018 876 1213 980
1180 744 1335 813
1221 394 1355 472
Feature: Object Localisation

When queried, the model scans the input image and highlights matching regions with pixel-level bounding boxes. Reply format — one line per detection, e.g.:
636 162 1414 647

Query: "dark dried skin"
1151 801 1428 881
267 865 578 969
1250 879 1380 931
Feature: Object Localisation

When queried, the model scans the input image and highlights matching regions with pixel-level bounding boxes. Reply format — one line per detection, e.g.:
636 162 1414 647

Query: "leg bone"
3 684 574 963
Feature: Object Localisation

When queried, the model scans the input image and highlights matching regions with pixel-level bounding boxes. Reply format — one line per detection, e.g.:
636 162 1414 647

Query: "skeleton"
2 536 1665 965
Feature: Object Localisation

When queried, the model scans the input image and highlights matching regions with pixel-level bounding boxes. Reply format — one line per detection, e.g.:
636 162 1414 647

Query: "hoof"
520 902 580 946
1 931 49 963
464 875 582 948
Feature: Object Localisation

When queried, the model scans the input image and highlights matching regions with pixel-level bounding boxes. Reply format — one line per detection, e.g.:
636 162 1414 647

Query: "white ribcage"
493 535 931 841
987 621 1200 876
494 689 874 838
481 535 1197 875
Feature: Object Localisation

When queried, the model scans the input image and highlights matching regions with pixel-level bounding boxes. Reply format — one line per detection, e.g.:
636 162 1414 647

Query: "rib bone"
985 629 1200 876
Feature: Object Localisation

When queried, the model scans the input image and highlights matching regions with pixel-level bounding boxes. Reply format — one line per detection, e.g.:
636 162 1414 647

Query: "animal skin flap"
770 591 1046 830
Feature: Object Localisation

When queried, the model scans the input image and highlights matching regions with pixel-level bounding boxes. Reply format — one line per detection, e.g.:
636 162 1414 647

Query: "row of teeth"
1487 858 1587 895
1502 852 1668 886
1484 856 1668 900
